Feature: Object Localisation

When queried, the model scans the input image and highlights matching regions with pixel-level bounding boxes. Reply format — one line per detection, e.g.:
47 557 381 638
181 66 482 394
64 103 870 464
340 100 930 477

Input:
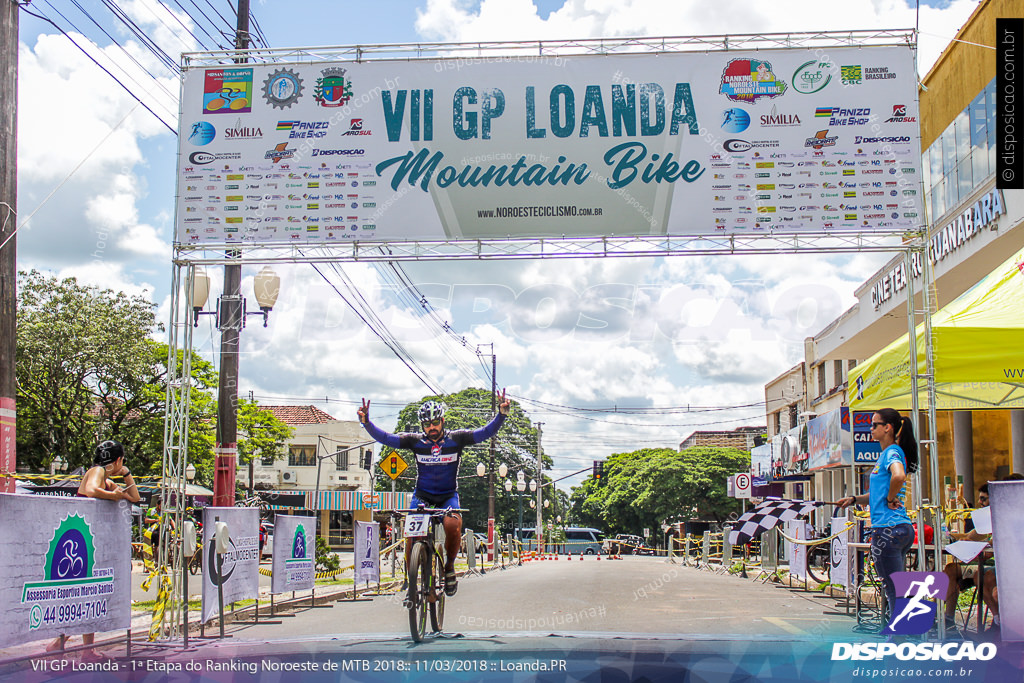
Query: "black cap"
94 440 125 466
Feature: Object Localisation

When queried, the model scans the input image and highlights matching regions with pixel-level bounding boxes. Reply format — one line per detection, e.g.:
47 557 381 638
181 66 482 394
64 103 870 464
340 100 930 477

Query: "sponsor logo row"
721 104 915 134
188 117 372 146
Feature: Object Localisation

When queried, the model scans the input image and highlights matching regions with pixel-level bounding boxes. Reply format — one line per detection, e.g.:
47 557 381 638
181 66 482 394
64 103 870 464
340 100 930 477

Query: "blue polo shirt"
869 444 911 528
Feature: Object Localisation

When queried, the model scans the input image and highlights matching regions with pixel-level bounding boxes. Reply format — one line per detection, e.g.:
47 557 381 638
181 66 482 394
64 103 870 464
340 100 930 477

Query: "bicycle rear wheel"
429 551 445 632
407 542 429 642
806 543 831 584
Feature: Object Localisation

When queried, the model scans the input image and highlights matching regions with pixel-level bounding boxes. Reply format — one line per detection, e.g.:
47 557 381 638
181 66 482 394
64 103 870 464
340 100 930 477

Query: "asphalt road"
203 555 859 642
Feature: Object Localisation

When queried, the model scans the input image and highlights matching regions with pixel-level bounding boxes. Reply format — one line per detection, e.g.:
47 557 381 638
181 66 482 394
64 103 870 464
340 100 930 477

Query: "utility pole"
0 0 19 493
212 0 249 507
535 422 543 554
488 349 496 561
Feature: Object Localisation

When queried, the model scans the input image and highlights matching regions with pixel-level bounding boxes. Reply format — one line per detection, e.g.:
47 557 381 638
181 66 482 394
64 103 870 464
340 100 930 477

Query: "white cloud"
415 0 980 76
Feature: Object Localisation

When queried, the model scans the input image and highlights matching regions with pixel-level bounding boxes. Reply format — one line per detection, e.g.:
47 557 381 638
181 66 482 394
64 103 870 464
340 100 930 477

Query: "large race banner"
201 507 259 623
0 493 131 648
176 45 922 245
270 514 315 594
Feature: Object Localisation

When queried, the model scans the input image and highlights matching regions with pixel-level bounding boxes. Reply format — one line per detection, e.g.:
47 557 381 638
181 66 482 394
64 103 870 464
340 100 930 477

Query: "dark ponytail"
876 408 919 474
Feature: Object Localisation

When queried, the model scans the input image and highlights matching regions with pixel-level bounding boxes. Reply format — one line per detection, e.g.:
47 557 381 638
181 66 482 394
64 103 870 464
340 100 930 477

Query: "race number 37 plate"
404 514 429 538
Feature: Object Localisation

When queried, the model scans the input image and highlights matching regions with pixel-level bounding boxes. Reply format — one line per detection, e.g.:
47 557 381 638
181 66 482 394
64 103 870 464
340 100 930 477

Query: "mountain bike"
398 507 463 642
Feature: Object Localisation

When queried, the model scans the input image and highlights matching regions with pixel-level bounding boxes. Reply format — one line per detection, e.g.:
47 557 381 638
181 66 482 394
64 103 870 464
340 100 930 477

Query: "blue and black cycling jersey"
362 413 506 499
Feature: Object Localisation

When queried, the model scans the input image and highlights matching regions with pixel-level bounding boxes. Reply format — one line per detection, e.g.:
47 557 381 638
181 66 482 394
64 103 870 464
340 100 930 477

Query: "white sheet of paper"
944 540 989 563
972 506 992 535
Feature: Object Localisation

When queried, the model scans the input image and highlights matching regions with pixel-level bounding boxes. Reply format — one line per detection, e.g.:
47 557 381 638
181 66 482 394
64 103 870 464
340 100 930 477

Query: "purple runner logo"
884 571 949 635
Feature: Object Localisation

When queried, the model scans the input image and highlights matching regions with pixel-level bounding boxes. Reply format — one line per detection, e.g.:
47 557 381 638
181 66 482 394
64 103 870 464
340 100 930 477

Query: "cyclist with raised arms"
358 391 510 596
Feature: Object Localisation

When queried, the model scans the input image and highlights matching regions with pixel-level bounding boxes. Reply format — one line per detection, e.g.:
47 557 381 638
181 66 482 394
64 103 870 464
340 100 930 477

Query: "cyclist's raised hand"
498 388 510 415
357 398 370 424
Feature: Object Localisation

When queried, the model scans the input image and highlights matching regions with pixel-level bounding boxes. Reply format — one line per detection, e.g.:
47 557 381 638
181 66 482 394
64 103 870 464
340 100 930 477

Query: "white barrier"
0 493 132 648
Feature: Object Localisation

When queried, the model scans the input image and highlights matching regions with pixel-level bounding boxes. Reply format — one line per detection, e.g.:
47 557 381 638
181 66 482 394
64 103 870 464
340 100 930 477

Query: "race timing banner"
175 44 923 245
0 493 131 648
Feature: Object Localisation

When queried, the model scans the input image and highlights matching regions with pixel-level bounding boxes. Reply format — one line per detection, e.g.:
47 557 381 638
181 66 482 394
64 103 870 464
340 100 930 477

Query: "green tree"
570 447 750 538
16 271 160 471
96 340 218 477
235 399 293 488
375 387 551 534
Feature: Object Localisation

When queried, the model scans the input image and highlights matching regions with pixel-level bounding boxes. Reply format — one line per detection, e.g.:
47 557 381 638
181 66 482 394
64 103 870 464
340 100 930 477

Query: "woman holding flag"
836 408 919 623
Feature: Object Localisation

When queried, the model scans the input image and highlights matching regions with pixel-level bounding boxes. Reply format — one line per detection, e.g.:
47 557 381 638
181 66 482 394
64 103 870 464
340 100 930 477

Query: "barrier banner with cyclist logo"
201 507 260 623
0 493 131 648
271 514 315 594
354 521 380 584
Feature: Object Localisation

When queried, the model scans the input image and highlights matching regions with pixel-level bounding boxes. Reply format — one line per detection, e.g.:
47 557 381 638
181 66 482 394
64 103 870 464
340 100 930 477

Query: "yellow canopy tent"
849 246 1024 411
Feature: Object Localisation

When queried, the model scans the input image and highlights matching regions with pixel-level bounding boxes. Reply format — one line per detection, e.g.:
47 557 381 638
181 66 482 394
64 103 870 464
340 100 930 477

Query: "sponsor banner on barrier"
830 515 852 594
270 514 315 594
0 493 131 648
353 521 380 585
201 507 259 623
175 45 923 245
786 520 810 582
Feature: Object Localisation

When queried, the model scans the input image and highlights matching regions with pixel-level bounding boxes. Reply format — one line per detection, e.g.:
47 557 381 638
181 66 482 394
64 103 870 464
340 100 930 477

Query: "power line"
21 6 178 135
308 261 443 395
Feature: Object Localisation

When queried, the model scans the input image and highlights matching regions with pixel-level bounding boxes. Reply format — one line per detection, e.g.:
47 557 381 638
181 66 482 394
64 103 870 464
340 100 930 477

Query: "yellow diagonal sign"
379 450 408 481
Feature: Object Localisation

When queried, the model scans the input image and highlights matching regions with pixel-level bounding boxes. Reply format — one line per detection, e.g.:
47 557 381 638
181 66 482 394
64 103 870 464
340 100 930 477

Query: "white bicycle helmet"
417 401 447 424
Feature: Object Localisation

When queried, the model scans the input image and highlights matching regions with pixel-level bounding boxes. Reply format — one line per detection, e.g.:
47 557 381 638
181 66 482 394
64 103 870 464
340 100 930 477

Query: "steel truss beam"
173 230 918 265
181 30 916 68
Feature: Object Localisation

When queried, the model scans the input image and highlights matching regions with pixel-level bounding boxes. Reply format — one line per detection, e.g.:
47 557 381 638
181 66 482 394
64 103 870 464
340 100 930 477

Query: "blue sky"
15 0 982 488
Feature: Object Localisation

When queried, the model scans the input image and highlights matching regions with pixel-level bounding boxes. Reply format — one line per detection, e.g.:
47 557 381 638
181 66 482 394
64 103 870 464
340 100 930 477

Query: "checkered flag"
727 498 825 547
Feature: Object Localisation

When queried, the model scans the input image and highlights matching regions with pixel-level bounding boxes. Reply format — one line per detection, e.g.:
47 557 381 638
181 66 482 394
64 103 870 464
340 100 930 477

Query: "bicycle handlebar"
393 507 467 514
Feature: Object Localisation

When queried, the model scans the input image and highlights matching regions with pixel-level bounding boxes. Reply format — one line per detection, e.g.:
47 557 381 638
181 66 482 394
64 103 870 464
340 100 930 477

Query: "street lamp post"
477 459 506 561
504 475 532 543
190 266 280 508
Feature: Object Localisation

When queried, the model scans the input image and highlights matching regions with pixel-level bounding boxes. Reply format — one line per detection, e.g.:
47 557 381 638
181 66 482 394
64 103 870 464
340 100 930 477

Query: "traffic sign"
734 472 752 499
379 451 408 481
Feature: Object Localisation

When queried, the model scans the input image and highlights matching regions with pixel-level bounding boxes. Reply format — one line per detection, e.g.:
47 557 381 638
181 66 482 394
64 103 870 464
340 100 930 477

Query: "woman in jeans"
836 408 919 622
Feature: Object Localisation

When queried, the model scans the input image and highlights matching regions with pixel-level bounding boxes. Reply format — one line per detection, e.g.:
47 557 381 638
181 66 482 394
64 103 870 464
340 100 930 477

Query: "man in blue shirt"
358 391 510 595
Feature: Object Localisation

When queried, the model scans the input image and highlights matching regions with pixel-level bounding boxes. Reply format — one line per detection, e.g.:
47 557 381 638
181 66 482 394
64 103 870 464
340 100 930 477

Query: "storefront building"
792 0 1024 509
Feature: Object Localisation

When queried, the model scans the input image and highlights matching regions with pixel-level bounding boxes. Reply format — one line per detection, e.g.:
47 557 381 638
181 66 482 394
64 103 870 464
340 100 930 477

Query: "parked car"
604 533 649 555
520 527 604 555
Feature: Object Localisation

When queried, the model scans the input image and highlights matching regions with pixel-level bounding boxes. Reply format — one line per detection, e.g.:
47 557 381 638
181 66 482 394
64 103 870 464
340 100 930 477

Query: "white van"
520 527 604 555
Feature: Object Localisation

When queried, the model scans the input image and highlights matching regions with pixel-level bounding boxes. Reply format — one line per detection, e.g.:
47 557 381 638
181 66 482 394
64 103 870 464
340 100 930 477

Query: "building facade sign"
870 187 1005 309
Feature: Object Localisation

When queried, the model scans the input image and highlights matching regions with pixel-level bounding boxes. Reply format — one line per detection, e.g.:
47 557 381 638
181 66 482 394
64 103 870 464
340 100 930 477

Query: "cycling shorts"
410 491 461 512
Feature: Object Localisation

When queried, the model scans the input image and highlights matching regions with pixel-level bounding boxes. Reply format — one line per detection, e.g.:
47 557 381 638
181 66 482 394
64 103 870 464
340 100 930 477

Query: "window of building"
773 411 781 434
924 77 998 225
817 363 827 397
260 452 275 466
847 359 857 371
288 445 316 467
788 404 798 429
335 448 349 471
834 360 844 387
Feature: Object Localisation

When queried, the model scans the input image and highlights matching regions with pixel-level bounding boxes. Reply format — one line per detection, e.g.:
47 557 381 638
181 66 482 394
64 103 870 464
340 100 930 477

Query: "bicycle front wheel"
429 550 445 633
407 542 429 642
